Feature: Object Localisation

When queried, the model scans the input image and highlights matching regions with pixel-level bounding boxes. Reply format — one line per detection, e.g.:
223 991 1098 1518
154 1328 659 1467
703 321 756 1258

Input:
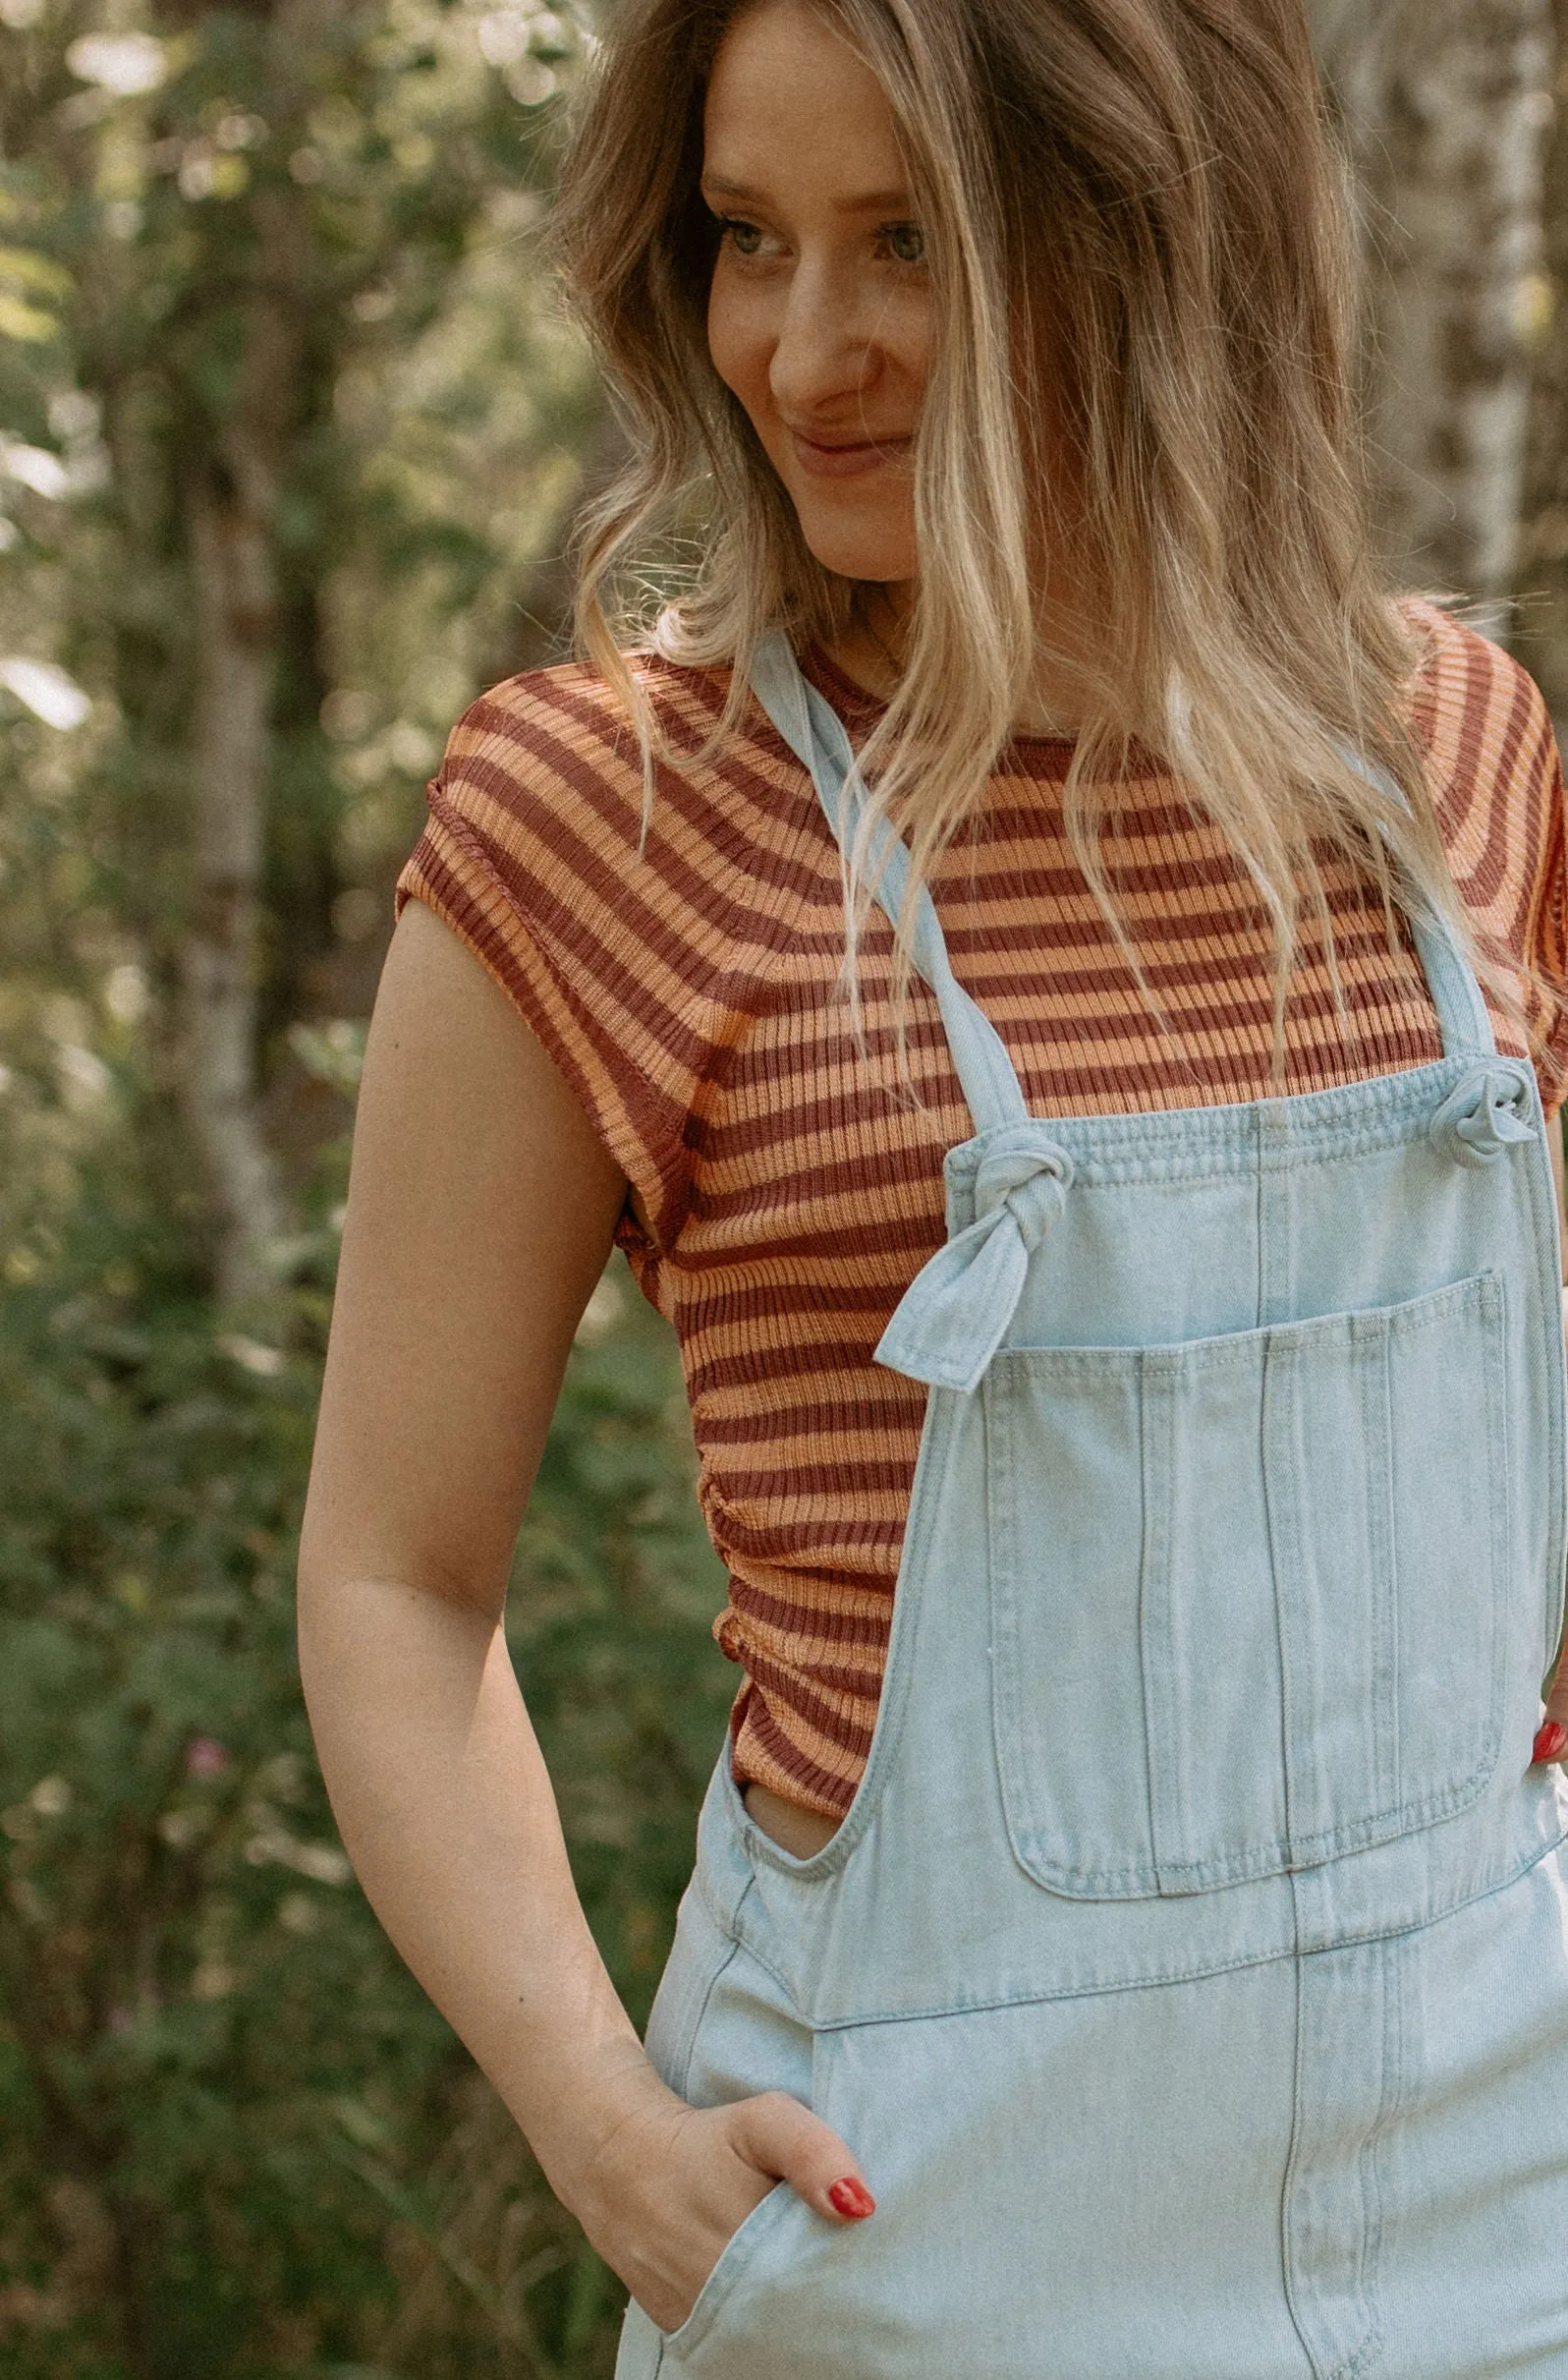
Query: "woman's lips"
789 429 913 481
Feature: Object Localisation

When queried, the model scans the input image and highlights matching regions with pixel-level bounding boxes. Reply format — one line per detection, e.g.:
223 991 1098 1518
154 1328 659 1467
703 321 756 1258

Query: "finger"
1536 1703 1568 1768
1531 1637 1568 1760
728 2091 875 2223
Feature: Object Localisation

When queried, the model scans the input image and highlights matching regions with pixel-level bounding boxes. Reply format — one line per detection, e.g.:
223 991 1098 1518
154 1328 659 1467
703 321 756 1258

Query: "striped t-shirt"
396 600 1568 1819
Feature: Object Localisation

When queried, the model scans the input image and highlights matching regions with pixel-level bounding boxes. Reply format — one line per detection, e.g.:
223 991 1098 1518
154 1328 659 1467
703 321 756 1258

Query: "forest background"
1 0 1565 2373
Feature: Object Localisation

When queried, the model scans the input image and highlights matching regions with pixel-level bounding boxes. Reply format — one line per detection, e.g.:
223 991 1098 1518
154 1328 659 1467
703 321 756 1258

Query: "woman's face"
702 0 930 586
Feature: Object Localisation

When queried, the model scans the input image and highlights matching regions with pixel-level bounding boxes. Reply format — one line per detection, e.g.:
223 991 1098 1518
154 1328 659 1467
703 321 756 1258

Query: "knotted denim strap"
874 1136 1076 1391
1429 1061 1539 1167
750 631 1030 1135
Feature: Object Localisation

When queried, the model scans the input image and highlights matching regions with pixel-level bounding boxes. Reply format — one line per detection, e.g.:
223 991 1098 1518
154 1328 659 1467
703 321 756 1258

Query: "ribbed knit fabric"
395 599 1568 1819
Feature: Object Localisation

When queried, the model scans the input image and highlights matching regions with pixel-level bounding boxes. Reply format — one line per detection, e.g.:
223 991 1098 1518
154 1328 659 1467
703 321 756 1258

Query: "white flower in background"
243 1824 353 1883
217 1332 287 1378
55 1044 112 1107
44 391 112 494
386 718 437 772
475 1 575 92
477 11 532 64
104 963 149 1026
64 32 167 95
1 440 70 499
48 390 98 441
0 656 90 731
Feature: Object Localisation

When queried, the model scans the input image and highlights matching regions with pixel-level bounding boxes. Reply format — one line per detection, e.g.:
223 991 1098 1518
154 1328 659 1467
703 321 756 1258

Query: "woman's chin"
799 530 919 585
786 490 917 588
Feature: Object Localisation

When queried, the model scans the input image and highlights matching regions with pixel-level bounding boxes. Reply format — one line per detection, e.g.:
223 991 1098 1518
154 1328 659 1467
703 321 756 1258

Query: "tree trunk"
1516 0 1568 720
179 281 296 1304
1308 0 1555 626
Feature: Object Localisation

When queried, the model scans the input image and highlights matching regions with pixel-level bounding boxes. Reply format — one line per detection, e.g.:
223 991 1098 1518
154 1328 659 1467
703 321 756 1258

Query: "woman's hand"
564 2057 875 2335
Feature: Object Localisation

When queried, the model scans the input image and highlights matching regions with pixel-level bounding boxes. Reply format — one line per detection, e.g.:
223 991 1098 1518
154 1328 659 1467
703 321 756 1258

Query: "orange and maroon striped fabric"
396 599 1568 1819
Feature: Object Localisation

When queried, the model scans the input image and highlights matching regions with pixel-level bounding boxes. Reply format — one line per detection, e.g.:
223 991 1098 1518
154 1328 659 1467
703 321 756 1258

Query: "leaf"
0 294 58 345
328 2137 553 2359
0 247 73 297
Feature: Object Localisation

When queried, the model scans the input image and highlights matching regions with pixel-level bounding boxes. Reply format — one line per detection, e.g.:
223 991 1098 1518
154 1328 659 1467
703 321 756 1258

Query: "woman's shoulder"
432 647 824 886
1395 596 1568 1084
1396 595 1559 825
439 649 724 819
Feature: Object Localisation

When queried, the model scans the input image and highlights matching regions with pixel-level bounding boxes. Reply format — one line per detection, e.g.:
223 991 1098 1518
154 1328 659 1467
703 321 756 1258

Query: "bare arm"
297 900 869 2330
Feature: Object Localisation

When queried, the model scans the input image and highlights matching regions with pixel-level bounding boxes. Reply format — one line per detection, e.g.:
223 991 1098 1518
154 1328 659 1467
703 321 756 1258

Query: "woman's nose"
768 262 880 416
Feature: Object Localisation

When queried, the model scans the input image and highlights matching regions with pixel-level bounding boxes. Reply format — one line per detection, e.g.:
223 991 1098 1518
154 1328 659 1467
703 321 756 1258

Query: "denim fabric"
615 639 1568 2376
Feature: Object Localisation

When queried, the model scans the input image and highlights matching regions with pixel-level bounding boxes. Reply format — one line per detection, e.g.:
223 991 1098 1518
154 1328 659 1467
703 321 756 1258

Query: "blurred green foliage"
0 1114 731 2376
0 0 599 1142
0 0 737 2371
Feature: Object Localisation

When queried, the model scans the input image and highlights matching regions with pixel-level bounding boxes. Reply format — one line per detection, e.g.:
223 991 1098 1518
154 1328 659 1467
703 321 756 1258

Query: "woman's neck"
821 584 1090 738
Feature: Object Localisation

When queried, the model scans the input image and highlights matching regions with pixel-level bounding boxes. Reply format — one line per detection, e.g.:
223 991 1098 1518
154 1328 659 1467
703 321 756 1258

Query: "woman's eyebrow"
701 173 915 214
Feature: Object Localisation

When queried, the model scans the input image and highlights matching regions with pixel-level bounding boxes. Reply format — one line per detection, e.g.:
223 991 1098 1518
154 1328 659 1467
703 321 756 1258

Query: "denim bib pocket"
987 1271 1509 1898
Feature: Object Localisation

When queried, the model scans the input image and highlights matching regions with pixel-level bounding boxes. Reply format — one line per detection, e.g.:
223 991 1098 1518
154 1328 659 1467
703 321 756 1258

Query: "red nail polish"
1533 1721 1567 1764
827 2177 875 2219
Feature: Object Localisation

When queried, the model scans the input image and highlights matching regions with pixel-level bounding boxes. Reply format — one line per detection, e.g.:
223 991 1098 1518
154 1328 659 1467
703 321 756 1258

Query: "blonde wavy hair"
553 0 1513 1068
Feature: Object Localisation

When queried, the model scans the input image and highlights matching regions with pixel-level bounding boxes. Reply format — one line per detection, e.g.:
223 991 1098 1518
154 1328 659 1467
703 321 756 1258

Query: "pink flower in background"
185 1736 229 1779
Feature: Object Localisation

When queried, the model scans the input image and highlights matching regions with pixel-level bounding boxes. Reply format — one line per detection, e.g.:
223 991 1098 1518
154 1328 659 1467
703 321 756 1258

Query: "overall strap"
1402 908 1497 1059
751 630 1030 1133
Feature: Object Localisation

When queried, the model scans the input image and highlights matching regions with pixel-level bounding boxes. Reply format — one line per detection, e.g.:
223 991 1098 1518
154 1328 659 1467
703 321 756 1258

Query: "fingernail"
1533 1721 1567 1764
827 2177 875 2219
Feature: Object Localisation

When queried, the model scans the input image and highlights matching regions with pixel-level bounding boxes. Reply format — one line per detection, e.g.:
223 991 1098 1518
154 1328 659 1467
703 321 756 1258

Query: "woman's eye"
719 217 766 257
882 222 926 265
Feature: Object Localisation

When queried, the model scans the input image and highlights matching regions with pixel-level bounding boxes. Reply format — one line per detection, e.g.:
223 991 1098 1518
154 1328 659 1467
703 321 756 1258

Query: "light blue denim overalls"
616 636 1568 2378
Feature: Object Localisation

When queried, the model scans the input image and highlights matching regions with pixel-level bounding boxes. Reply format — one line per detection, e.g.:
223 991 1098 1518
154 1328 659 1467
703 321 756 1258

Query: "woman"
297 0 1568 2371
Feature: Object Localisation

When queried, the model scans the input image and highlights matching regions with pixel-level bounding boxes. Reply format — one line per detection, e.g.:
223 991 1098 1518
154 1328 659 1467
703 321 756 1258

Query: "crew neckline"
801 641 1084 754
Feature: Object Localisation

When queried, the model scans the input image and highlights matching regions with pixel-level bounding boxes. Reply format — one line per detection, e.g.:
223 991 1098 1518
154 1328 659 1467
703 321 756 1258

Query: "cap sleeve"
1404 599 1568 1112
395 663 717 1252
